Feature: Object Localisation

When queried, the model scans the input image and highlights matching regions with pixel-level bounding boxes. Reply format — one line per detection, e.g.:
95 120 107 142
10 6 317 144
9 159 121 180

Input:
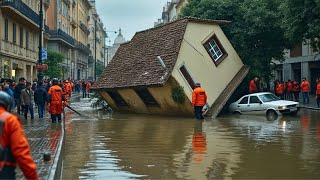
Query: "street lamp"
38 0 44 81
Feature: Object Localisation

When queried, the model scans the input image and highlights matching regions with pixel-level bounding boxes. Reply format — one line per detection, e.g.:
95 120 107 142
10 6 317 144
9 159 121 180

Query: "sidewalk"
298 94 320 110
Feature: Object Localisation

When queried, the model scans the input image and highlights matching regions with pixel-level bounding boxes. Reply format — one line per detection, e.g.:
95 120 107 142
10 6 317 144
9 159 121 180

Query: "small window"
135 88 159 107
107 90 128 107
20 27 24 47
239 97 248 104
204 34 228 66
13 23 16 44
249 96 261 104
179 65 196 89
26 31 29 49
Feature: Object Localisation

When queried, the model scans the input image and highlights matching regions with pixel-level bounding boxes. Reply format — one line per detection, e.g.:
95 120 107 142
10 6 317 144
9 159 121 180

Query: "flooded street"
62 97 320 179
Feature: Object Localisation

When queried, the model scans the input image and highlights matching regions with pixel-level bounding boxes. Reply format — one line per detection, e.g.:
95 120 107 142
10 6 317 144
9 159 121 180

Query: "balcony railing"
79 21 90 35
49 29 75 46
75 41 91 54
0 0 40 25
0 39 38 62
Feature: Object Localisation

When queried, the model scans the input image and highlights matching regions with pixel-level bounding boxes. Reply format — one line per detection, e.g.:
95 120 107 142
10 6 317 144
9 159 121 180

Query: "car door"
237 96 249 114
247 95 264 115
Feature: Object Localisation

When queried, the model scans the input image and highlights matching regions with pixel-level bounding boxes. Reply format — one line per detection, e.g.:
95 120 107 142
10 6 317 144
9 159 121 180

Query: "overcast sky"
96 0 169 45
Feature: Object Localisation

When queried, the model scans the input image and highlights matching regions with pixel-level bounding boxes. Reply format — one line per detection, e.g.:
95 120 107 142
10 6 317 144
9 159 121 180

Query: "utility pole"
94 16 97 81
38 0 43 81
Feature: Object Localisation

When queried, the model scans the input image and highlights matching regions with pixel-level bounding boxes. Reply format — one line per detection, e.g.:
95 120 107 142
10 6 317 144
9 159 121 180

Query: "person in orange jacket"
301 77 310 104
85 81 92 98
0 91 38 180
286 80 293 100
316 78 320 108
249 77 259 94
48 78 64 123
292 80 300 102
276 81 284 99
192 83 207 120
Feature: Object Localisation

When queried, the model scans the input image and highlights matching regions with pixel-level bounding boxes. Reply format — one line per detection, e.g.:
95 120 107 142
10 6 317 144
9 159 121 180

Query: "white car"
229 92 300 116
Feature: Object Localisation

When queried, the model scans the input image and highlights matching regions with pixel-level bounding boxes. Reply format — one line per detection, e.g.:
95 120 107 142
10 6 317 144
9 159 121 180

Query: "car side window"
249 96 261 104
239 97 249 104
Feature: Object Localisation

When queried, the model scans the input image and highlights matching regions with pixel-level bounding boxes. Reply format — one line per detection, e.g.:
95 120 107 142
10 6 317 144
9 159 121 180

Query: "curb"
300 106 320 111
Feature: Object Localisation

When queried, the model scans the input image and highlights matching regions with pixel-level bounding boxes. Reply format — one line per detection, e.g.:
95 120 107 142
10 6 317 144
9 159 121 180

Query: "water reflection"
62 98 320 179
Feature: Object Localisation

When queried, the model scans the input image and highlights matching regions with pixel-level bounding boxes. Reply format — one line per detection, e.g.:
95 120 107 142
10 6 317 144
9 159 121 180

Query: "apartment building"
88 0 107 80
0 0 49 82
275 41 320 93
154 0 180 27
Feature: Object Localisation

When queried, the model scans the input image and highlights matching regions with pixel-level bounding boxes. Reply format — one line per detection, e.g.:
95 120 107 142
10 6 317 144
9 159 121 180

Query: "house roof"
92 17 230 90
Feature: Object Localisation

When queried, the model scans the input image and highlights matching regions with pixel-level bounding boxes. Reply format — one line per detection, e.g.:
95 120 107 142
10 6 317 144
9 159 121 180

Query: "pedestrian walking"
20 82 34 120
301 77 310 104
292 80 300 102
3 82 14 111
0 91 39 180
249 77 259 93
192 83 207 120
316 78 320 108
14 77 26 114
34 81 48 120
48 78 64 123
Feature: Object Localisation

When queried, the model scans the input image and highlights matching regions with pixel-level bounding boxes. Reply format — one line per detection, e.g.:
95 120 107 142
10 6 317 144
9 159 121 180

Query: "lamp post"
38 0 43 81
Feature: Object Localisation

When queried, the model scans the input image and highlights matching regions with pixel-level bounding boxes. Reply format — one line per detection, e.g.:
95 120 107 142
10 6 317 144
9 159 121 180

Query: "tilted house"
91 17 249 118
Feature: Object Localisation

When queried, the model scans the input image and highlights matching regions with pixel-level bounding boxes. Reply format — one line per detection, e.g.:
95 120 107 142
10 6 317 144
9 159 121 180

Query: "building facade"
0 0 50 82
105 28 126 65
275 41 320 93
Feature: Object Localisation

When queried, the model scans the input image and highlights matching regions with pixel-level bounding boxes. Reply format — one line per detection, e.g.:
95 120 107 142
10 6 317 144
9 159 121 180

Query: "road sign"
42 49 47 60
36 64 48 70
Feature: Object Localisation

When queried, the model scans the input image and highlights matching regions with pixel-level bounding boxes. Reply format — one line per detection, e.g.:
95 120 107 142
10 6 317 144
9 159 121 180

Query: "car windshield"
259 94 280 102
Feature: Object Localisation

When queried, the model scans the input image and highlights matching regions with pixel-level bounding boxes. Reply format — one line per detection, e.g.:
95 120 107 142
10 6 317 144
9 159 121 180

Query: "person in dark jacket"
14 77 26 114
34 81 48 120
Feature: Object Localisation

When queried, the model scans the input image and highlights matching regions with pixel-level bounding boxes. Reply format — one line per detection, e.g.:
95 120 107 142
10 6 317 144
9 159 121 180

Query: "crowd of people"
249 77 320 107
0 77 94 122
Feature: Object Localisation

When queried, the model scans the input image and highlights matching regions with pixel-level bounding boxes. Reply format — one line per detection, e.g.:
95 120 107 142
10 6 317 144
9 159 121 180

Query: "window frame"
12 23 16 44
249 96 261 104
19 26 24 47
4 18 9 41
239 96 249 104
134 87 159 107
203 34 228 66
179 64 196 90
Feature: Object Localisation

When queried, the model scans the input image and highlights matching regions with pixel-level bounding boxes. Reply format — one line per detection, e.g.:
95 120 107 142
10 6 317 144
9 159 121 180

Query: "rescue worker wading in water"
192 83 207 120
48 78 65 123
0 91 38 179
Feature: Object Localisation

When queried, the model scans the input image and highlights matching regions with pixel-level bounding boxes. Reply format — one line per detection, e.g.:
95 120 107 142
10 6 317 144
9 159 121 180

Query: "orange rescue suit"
0 107 38 180
48 85 64 115
192 87 207 106
301 81 310 92
317 83 320 95
276 83 284 95
249 80 257 93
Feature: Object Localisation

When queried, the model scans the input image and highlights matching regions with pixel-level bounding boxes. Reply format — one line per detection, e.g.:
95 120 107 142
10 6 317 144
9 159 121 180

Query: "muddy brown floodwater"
62 98 320 179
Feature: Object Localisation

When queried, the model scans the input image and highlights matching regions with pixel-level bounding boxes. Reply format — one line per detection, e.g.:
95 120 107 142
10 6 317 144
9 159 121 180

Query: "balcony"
0 0 39 27
0 39 38 62
49 29 75 47
75 41 91 54
71 18 77 28
79 21 90 35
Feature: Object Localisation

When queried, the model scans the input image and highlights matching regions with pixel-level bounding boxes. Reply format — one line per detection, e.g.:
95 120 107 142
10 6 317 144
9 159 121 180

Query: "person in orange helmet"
0 91 38 180
316 78 320 108
48 78 64 123
301 77 310 104
192 83 207 120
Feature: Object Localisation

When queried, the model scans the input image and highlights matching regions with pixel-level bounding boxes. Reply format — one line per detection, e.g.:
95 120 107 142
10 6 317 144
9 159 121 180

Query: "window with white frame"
204 34 228 66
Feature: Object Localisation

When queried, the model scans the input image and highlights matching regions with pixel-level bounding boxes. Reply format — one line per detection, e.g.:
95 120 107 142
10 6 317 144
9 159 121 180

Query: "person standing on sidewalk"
3 82 14 111
0 91 39 180
14 77 26 114
48 78 64 123
316 78 320 108
249 77 259 94
192 83 207 120
292 80 300 102
20 82 34 120
34 81 48 120
301 77 310 104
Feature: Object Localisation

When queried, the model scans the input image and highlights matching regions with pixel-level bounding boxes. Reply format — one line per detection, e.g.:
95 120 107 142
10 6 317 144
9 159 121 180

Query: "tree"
180 0 289 90
281 0 320 51
44 51 64 78
96 63 105 78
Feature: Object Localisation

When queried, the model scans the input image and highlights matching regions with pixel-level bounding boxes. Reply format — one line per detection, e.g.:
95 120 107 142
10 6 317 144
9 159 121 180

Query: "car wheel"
266 110 277 118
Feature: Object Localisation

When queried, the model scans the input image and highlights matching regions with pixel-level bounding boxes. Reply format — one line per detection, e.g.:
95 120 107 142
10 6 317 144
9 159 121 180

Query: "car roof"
243 92 273 97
